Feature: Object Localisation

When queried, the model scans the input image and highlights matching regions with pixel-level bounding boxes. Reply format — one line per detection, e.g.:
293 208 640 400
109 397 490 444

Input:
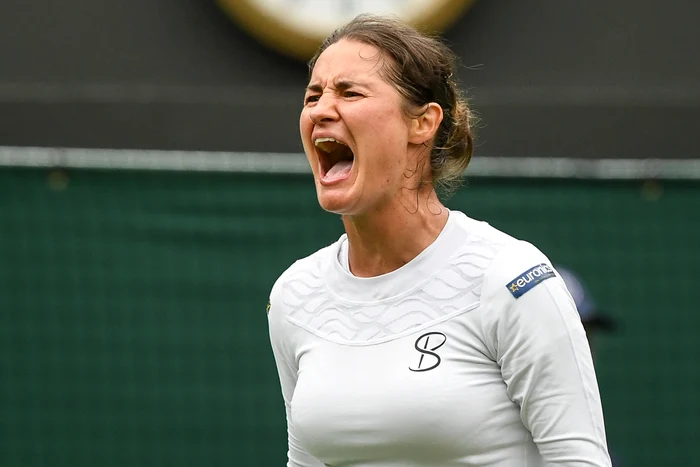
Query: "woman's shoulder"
449 210 555 292
269 236 345 298
450 210 516 245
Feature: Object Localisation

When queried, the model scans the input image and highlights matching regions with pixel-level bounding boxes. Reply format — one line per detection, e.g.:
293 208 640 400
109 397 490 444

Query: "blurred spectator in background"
557 265 622 466
556 265 617 351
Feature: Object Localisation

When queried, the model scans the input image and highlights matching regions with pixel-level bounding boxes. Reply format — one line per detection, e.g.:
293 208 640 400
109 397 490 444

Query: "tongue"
324 160 353 182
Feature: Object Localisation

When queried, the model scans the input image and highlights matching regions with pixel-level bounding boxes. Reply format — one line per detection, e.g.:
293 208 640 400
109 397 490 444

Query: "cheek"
299 114 319 173
299 113 314 148
362 110 409 171
299 111 312 136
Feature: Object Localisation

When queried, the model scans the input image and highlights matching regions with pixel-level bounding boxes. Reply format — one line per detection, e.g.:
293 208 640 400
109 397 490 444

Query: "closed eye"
343 91 363 99
304 94 321 105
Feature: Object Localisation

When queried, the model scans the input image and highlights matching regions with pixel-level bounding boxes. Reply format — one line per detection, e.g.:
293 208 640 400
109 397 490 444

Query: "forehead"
309 39 386 83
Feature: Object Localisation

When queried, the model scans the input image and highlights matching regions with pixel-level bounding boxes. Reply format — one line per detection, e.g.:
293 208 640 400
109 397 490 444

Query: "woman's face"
300 39 425 216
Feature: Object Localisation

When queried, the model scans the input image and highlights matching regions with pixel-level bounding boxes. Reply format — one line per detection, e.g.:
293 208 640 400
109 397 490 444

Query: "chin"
315 185 360 215
316 193 351 215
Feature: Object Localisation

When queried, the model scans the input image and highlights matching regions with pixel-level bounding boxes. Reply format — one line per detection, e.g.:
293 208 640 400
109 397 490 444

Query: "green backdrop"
1 167 698 466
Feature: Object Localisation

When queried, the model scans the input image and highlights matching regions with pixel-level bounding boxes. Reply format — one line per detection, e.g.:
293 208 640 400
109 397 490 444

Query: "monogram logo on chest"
409 332 447 372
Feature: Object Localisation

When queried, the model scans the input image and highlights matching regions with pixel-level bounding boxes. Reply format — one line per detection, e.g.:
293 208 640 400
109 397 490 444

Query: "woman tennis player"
267 14 612 467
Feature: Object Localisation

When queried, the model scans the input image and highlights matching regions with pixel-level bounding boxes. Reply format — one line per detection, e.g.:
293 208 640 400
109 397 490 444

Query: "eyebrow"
305 80 368 93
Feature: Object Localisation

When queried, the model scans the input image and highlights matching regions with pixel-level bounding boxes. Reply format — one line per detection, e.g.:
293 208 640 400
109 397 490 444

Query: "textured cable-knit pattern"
282 238 503 344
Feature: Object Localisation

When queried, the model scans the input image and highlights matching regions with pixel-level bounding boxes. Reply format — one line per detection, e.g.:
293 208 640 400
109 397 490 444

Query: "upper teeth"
314 137 347 147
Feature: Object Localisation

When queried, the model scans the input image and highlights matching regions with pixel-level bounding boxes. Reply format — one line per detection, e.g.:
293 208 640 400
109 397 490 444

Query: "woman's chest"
290 318 526 465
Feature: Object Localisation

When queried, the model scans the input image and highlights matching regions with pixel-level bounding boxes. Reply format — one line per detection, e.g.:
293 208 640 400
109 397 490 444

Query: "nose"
309 93 340 125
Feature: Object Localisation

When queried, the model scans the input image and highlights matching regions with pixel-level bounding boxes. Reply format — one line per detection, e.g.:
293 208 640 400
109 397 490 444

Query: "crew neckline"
325 210 467 303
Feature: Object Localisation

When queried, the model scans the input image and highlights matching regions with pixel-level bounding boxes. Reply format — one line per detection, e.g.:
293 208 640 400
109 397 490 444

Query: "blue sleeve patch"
506 263 556 298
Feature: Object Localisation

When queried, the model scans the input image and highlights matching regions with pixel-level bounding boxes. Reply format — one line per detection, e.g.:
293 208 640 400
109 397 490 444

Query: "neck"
341 188 449 278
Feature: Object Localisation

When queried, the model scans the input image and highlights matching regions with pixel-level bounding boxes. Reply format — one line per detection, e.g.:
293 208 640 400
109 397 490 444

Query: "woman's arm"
268 286 325 467
481 242 612 466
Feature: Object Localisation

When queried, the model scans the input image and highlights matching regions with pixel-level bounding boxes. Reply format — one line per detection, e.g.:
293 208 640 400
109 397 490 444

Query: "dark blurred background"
1 1 698 466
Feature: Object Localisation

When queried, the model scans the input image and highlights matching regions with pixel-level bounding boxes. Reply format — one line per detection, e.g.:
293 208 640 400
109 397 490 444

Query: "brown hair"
308 14 476 195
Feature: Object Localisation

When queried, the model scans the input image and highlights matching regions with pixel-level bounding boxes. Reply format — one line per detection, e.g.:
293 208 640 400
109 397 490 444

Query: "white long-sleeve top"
268 210 612 467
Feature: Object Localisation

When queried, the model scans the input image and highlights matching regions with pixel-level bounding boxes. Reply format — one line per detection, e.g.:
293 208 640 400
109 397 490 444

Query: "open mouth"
314 137 355 183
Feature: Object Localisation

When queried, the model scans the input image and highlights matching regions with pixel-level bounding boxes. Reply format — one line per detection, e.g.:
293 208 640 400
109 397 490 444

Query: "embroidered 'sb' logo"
409 332 447 372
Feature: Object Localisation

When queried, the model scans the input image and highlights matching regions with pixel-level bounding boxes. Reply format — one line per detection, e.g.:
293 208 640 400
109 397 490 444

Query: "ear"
408 103 443 145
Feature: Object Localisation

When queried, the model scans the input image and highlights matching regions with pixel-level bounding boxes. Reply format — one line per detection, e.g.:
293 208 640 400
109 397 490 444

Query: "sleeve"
480 242 612 466
267 279 325 467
